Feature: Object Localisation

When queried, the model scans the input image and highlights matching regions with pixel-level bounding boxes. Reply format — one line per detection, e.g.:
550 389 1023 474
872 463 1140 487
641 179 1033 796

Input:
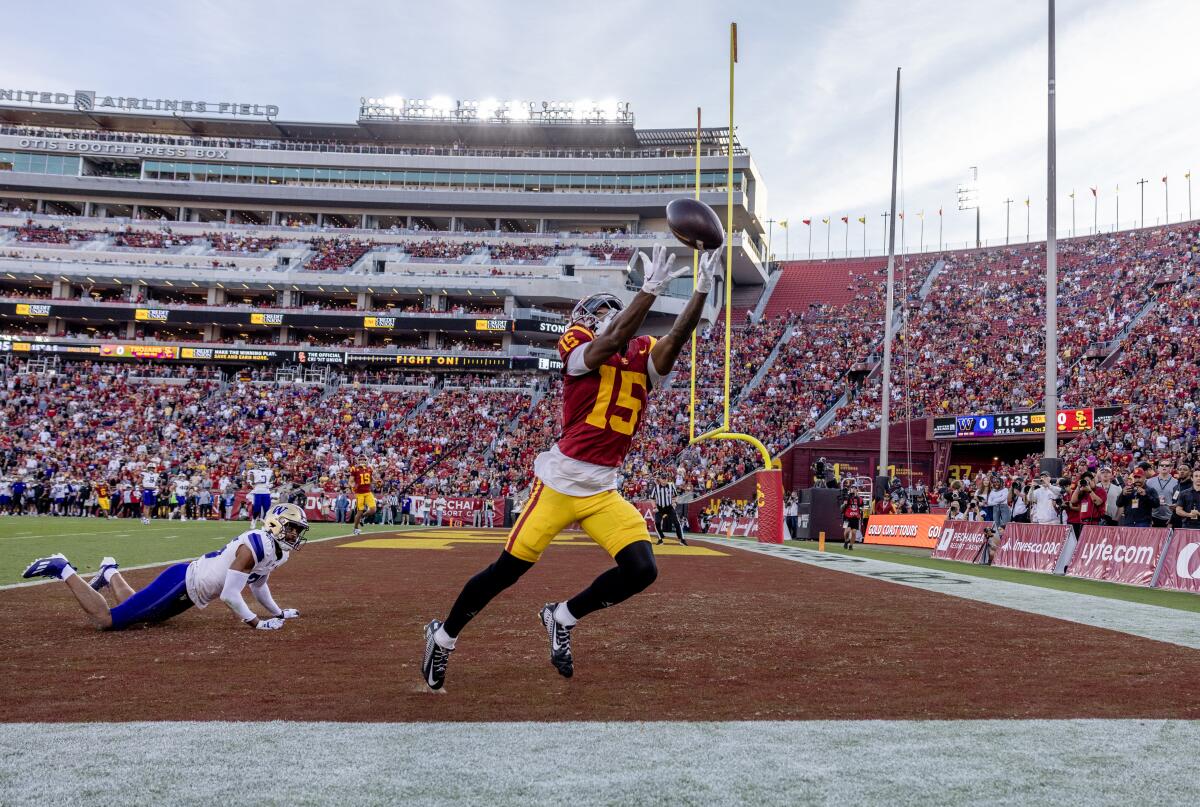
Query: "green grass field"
6 518 1198 615
0 517 399 586
757 538 1200 612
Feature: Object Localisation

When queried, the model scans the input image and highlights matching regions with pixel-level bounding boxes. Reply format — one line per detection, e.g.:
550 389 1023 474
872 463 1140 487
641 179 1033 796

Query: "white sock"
101 567 117 584
434 626 457 650
554 601 577 627
60 565 77 581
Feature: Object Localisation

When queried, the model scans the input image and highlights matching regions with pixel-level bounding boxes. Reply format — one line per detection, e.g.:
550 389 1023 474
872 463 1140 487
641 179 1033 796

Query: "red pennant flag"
840 215 849 223
1090 187 1097 197
898 212 905 220
1163 176 1168 183
938 207 943 216
802 218 812 226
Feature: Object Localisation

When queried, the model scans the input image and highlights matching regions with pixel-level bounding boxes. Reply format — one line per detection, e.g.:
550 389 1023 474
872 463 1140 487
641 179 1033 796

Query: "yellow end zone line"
337 529 727 556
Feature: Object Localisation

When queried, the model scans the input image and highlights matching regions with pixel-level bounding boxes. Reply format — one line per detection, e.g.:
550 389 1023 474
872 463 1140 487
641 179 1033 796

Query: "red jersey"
556 325 657 468
349 465 373 495
97 483 110 499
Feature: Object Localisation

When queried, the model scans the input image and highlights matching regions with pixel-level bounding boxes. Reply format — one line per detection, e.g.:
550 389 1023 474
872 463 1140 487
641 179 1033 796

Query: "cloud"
0 0 1194 250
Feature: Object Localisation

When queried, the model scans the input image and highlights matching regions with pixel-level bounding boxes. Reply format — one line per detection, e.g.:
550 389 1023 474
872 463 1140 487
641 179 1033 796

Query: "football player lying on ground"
422 244 718 690
21 503 309 631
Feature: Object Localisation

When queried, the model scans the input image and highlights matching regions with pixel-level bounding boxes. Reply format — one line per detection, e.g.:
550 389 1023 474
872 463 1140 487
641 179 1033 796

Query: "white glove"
254 617 285 631
634 245 689 296
696 249 722 294
278 608 300 619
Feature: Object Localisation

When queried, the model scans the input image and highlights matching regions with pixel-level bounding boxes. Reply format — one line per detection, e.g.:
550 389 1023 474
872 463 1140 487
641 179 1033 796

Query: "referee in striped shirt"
651 476 688 546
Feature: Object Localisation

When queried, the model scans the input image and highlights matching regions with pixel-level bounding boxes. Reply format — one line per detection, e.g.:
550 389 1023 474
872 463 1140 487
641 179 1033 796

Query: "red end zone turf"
0 530 1197 722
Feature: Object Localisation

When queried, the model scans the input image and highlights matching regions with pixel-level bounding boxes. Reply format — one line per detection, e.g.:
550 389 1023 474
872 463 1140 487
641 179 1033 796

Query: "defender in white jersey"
21 504 309 632
247 459 274 528
140 465 161 524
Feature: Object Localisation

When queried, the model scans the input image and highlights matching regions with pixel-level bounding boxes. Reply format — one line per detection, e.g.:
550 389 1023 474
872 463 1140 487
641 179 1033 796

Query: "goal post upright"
680 22 784 543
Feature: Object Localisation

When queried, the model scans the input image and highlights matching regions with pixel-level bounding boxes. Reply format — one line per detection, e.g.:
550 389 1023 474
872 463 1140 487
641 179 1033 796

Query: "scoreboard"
933 407 1119 439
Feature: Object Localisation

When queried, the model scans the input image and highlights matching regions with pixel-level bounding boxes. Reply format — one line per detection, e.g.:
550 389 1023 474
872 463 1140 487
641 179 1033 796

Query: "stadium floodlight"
956 166 981 248
478 98 501 120
358 95 632 124
507 100 531 121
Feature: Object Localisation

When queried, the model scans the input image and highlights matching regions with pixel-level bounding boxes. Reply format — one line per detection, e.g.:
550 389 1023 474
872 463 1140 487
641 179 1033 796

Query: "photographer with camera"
1116 468 1159 527
1027 472 1060 525
1065 470 1105 538
1009 477 1030 523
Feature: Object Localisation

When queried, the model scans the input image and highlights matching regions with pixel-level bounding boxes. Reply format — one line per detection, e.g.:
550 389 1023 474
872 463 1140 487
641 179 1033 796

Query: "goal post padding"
757 468 786 544
684 467 786 544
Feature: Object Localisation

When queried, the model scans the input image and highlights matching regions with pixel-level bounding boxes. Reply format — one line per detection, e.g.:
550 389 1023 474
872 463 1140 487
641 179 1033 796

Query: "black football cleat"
540 603 574 678
422 619 453 691
679 536 688 546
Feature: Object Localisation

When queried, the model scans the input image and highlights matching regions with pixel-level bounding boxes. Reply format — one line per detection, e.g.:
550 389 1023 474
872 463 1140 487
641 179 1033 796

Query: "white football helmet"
263 503 309 551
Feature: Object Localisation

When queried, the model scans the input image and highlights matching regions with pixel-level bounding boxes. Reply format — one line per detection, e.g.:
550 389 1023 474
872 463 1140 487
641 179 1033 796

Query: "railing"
0 124 746 159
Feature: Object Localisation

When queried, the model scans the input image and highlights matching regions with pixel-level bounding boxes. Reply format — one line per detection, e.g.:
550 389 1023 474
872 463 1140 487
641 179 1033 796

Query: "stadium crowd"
5 221 1200 525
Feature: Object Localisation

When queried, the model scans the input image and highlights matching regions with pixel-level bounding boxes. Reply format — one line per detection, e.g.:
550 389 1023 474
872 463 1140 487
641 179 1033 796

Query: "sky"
2 0 1197 258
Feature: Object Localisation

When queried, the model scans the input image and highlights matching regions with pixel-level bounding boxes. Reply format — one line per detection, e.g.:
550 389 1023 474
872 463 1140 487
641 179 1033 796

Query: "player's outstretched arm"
650 249 721 377
583 245 687 370
250 574 300 620
220 545 284 631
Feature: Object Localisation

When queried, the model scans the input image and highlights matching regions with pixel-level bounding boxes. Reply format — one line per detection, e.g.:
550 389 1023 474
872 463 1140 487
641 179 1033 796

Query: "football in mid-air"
666 198 725 251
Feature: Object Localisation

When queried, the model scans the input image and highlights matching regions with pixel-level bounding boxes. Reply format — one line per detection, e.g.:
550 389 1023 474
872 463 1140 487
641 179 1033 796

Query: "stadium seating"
765 257 887 316
6 218 1200 504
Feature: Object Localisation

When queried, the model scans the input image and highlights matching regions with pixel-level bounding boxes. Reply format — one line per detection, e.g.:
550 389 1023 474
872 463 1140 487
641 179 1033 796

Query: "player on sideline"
21 503 309 631
139 462 160 524
247 458 274 529
348 456 377 535
422 244 718 690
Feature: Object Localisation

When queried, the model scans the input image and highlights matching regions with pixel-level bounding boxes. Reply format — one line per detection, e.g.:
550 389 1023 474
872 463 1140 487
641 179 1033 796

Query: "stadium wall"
782 419 934 489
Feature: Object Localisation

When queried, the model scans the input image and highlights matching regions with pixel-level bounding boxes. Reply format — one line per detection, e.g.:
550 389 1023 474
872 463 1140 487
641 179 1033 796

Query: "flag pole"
722 21 735 431
1041 0 1060 476
878 66 901 495
688 106 701 442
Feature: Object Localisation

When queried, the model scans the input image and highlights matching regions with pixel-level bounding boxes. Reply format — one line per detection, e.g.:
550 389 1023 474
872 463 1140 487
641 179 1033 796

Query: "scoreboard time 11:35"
936 407 1114 439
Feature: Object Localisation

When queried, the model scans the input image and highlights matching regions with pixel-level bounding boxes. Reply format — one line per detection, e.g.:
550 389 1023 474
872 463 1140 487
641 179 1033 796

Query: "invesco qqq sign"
0 88 278 117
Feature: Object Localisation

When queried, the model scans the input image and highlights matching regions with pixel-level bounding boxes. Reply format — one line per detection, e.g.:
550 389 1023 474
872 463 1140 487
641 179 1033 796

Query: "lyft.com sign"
1067 527 1171 587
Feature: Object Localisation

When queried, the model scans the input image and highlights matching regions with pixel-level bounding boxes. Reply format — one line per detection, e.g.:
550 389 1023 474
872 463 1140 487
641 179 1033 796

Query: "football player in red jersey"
421 244 721 690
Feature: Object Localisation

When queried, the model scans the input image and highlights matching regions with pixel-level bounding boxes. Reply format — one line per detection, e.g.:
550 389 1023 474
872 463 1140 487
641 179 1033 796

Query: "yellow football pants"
504 479 651 563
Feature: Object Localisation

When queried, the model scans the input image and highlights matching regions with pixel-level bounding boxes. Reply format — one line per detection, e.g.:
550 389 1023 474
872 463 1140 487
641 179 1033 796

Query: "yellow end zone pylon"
686 21 773 474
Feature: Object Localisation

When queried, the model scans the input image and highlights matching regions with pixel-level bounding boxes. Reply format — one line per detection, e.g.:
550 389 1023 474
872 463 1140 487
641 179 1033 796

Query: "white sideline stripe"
700 538 1200 650
0 720 1196 806
0 532 356 591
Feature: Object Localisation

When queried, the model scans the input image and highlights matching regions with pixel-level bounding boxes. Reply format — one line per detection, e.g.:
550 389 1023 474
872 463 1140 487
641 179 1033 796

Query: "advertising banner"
863 513 947 549
993 523 1074 573
1154 529 1200 594
225 492 506 524
101 343 178 359
931 520 991 563
1066 526 1171 586
709 515 759 537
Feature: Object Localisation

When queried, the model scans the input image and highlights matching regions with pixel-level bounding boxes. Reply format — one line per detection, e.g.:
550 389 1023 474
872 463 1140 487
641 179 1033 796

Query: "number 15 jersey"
532 324 663 497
